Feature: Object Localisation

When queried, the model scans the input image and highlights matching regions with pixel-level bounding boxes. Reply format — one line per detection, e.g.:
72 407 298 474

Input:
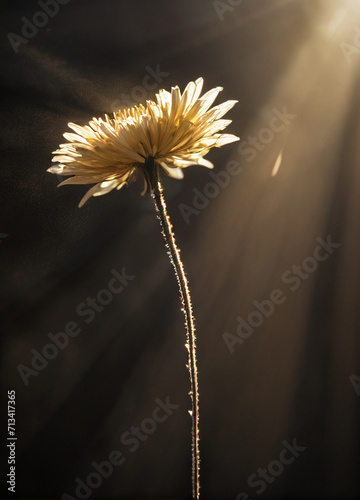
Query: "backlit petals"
49 78 239 206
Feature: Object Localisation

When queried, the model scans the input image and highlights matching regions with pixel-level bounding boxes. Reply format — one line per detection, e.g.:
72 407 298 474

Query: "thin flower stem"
146 158 200 499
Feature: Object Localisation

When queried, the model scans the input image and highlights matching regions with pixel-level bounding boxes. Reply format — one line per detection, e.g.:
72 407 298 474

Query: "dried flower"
48 77 239 207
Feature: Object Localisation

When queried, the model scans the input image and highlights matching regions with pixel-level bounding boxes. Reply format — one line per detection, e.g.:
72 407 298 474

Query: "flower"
48 77 239 207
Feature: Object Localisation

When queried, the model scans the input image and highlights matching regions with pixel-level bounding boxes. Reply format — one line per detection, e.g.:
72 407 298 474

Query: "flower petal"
160 162 184 179
215 134 240 146
78 180 120 207
78 184 103 207
197 157 214 169
49 77 239 207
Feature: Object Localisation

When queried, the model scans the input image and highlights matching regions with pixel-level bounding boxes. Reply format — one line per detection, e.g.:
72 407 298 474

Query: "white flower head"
48 77 239 207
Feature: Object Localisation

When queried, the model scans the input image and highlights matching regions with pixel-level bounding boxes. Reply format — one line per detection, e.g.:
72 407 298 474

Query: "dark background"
1 0 360 499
